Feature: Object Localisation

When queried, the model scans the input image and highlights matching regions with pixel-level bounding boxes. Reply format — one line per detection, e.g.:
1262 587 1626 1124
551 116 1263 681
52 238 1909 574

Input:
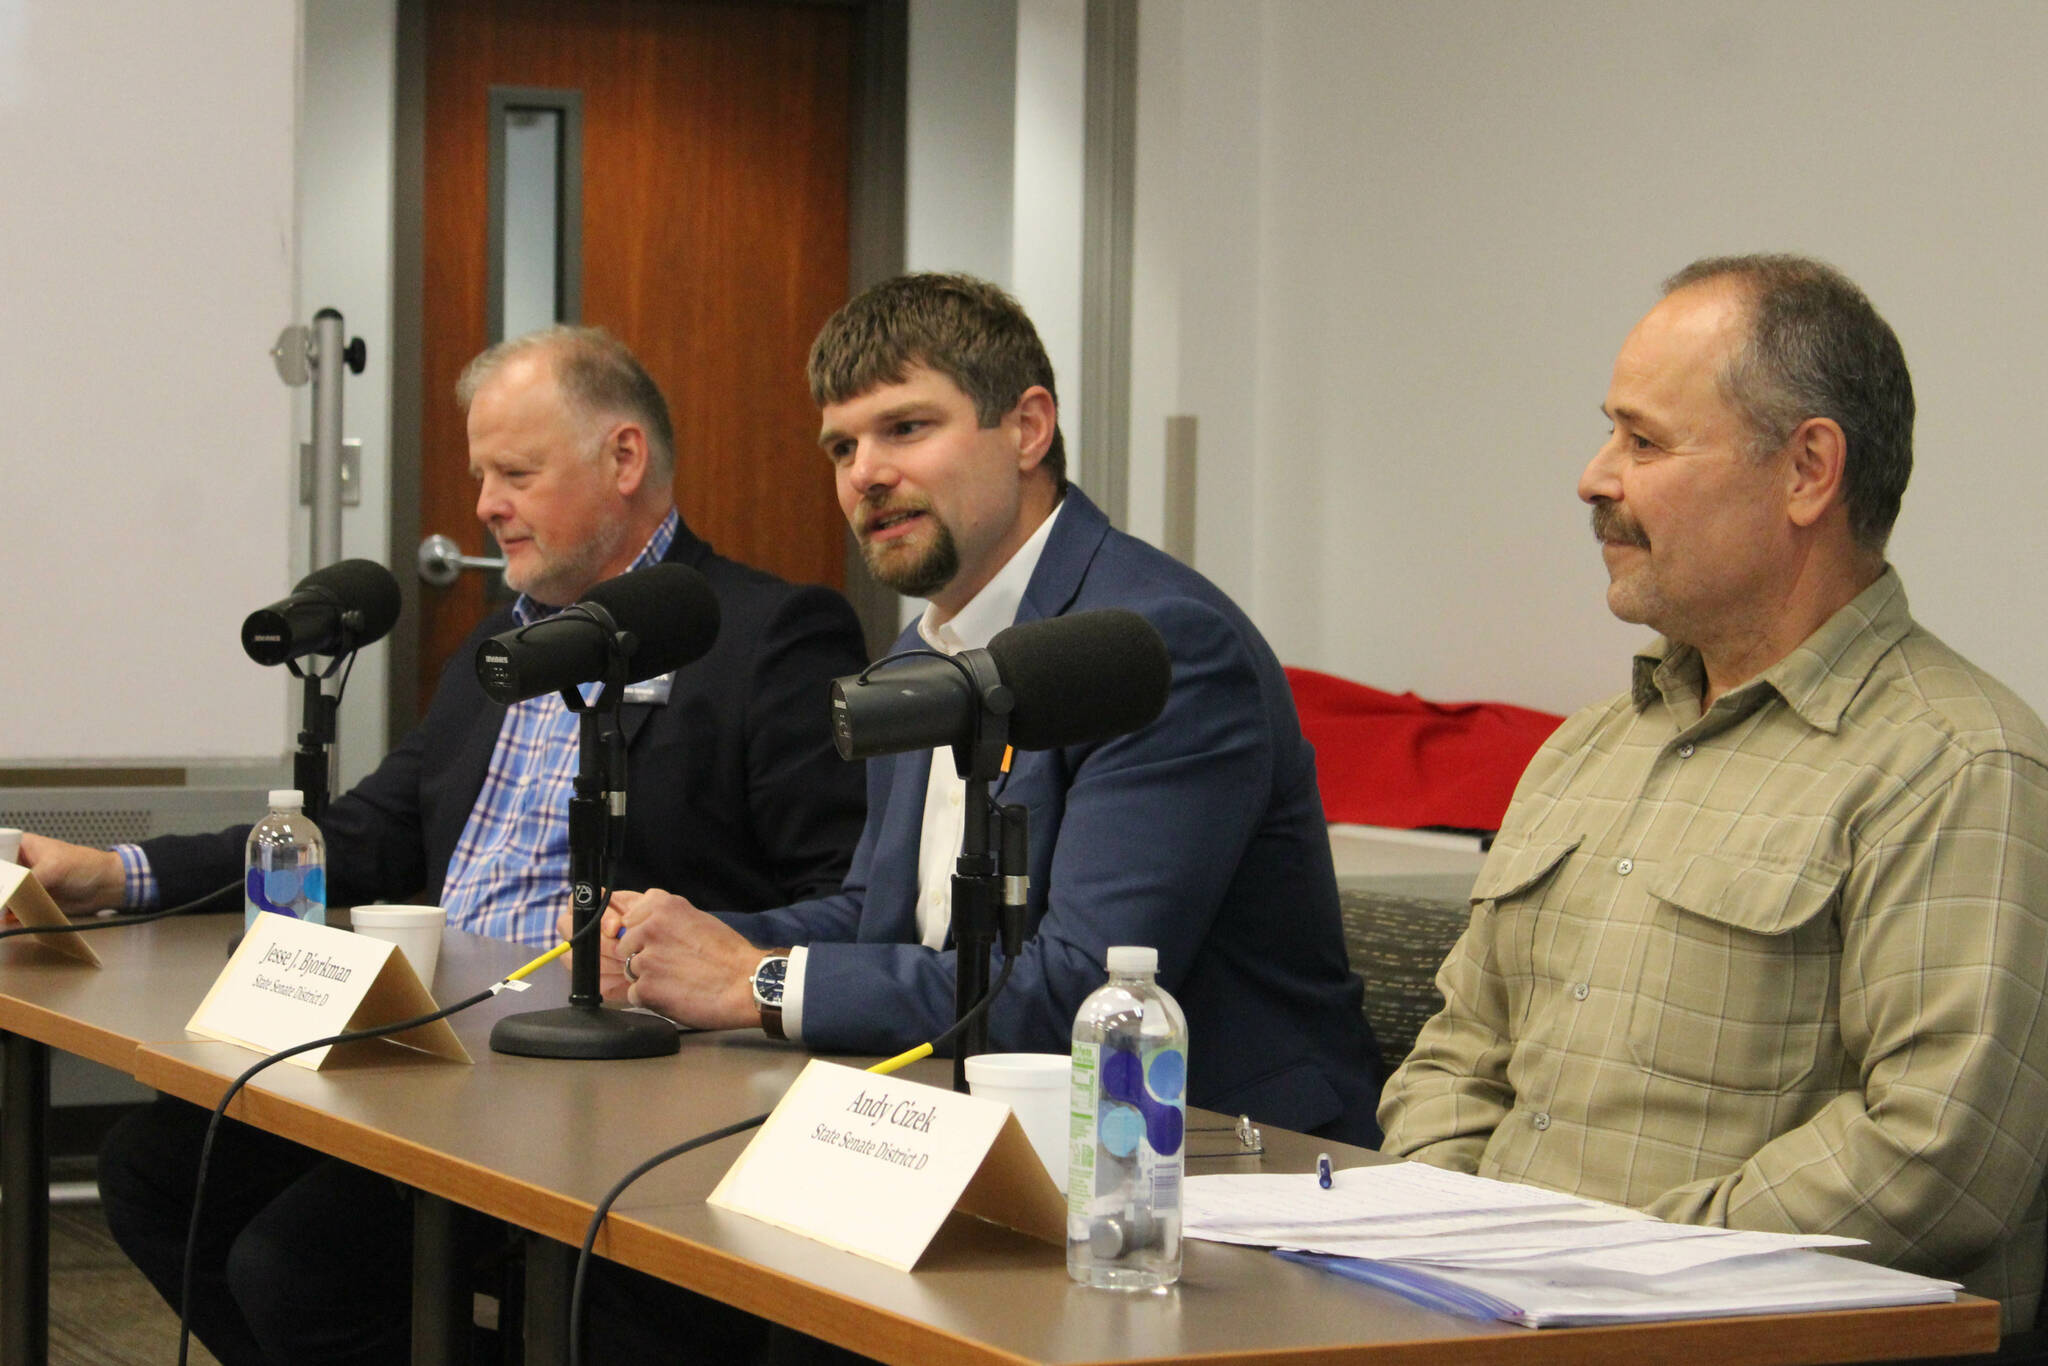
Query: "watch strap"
752 952 791 1040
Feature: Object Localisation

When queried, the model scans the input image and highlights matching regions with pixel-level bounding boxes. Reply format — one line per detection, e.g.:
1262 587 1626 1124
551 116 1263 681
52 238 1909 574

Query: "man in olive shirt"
1379 255 2048 1331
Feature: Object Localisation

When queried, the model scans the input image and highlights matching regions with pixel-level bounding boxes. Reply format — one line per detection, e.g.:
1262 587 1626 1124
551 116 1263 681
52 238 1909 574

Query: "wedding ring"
622 950 640 982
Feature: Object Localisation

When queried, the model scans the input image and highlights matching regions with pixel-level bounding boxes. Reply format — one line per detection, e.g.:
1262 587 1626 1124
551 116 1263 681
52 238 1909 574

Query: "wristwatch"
752 953 790 1040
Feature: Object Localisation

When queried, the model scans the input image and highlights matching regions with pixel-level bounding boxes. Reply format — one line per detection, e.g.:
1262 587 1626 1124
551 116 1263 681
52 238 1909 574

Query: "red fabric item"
1286 667 1565 832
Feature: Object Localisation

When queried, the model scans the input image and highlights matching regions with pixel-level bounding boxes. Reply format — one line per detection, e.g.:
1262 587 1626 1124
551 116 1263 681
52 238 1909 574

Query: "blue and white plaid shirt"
119 510 679 948
439 510 678 945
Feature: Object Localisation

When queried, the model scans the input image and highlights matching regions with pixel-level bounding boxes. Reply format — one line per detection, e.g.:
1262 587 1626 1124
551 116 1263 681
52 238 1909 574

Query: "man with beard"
578 273 1384 1151
1378 255 2048 1333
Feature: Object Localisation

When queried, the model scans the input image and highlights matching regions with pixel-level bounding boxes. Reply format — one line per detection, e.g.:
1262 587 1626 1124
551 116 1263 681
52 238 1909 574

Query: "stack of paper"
1186 1163 1958 1327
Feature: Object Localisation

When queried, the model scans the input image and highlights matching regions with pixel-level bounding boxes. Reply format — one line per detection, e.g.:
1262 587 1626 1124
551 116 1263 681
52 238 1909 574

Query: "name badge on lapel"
622 671 676 705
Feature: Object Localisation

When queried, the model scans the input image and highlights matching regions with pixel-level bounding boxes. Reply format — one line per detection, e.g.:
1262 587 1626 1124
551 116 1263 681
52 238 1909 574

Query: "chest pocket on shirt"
1471 835 1583 906
1626 853 1843 1094
1466 836 1582 989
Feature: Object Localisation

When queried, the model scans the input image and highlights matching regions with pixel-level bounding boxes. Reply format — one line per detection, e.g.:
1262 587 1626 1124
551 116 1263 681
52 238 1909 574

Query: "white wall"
0 0 299 763
1130 0 2048 718
1011 0 1088 481
907 0 1017 282
907 0 1089 491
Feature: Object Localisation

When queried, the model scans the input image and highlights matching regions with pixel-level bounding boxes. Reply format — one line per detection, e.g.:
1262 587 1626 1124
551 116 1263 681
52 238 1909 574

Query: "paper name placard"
709 1059 1065 1271
0 860 102 966
186 913 469 1068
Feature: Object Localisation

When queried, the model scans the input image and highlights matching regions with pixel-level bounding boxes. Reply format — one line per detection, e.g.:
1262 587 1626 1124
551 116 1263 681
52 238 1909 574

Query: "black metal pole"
410 1190 467 1366
951 773 998 1092
2 1029 51 1366
292 670 336 823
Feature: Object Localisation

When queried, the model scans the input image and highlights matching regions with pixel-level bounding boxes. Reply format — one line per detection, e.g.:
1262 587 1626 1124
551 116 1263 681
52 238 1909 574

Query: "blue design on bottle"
1099 1102 1145 1159
245 864 326 919
1101 1045 1186 1156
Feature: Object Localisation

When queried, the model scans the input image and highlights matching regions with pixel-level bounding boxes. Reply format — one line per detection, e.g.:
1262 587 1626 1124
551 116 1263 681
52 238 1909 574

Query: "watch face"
752 955 789 1009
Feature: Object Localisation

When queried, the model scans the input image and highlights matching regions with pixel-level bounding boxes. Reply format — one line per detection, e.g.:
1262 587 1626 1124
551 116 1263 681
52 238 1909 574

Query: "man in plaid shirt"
1379 256 2048 1332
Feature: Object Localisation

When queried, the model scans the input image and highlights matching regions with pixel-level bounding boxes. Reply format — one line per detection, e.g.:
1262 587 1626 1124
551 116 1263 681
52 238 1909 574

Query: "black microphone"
830 608 1172 760
241 559 403 666
474 562 721 705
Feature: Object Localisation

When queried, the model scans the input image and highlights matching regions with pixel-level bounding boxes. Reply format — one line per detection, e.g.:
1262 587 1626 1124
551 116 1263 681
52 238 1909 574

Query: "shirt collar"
512 507 679 626
916 497 1066 655
1630 566 1913 733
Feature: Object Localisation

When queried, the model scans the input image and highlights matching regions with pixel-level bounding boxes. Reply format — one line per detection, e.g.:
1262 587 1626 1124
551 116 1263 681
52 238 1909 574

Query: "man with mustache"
1378 255 2048 1332
582 273 1383 1148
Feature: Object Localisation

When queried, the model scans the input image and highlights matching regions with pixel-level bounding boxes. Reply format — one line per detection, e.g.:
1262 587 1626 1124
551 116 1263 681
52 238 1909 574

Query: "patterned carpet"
43 1200 220 1366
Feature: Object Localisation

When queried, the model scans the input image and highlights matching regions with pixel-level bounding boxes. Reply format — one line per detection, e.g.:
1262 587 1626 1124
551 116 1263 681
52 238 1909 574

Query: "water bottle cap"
268 789 304 810
1105 945 1157 974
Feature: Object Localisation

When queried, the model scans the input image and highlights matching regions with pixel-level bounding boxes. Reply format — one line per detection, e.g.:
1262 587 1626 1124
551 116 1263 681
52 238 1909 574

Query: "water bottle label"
245 857 327 919
1101 1043 1185 1158
1136 1043 1185 1226
1068 1041 1099 1219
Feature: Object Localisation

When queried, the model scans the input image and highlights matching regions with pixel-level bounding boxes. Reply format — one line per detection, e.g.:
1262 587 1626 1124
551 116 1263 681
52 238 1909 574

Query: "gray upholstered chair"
1337 885 1471 1072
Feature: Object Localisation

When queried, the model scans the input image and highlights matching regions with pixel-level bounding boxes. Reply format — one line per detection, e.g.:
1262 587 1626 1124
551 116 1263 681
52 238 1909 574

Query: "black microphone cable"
565 951 1023 1366
858 645 974 682
173 889 615 1366
0 878 243 942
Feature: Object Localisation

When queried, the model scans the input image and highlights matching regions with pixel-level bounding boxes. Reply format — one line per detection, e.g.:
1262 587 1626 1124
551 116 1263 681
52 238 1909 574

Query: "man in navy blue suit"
590 273 1383 1146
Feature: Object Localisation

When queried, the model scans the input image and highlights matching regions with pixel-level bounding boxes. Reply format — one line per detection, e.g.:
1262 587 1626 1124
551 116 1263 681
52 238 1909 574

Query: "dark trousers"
98 1095 414 1366
98 1093 790 1365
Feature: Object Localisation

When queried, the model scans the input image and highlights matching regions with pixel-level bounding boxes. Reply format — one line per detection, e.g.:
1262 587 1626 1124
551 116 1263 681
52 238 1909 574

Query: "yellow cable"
867 1042 933 1075
505 940 573 983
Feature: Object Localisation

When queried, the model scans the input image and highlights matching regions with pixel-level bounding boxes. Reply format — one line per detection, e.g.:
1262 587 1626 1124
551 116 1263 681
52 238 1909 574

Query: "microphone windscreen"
580 561 722 683
300 558 403 648
986 609 1172 750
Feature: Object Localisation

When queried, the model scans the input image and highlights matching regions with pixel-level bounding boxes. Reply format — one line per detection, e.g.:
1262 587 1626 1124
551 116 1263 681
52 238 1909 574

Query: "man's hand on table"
16 834 124 916
554 887 771 1031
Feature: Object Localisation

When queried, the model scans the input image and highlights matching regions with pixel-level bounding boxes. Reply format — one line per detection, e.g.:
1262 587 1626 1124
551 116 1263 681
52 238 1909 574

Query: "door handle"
417 534 507 588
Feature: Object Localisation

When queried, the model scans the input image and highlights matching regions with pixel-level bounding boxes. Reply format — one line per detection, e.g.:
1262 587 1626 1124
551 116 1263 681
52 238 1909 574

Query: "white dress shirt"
780 499 1066 1042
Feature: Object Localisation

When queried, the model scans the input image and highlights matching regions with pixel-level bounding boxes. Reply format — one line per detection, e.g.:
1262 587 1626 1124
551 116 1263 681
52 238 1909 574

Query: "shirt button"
1572 982 1590 1001
1616 858 1633 875
1678 742 1695 758
1532 1112 1551 1131
948 789 962 806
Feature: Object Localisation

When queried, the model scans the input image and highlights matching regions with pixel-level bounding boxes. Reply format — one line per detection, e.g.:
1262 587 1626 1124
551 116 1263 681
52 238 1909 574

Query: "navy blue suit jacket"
728 488 1383 1144
143 519 869 922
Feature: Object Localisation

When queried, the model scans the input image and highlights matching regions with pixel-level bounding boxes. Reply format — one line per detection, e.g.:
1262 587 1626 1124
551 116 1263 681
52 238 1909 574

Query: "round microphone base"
488 1002 681 1060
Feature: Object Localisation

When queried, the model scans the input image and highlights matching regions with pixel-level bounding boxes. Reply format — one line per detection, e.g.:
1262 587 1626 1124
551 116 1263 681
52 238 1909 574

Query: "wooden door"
417 0 855 715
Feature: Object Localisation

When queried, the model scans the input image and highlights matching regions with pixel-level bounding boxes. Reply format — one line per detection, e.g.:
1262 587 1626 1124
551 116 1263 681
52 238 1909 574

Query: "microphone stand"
491 610 679 1060
227 629 361 953
287 670 340 824
281 609 371 823
948 652 1022 1092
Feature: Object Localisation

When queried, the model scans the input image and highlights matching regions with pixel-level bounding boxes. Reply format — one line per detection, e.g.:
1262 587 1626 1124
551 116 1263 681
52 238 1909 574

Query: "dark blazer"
730 488 1384 1145
144 519 869 921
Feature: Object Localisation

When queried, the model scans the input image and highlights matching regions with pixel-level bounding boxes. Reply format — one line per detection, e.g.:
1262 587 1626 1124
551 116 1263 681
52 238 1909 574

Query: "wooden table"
1 915 2004 1366
0 912 257 1366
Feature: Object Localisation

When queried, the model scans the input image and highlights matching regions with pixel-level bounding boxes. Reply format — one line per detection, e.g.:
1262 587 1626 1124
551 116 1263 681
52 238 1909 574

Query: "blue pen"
1316 1152 1333 1189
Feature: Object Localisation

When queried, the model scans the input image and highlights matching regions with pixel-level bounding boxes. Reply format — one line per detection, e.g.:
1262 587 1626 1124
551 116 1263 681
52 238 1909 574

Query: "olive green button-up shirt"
1380 570 2048 1329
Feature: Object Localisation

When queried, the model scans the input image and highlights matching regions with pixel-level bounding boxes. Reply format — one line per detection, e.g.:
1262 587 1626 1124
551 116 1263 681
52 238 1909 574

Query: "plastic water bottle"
1067 944 1187 1290
244 789 327 931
